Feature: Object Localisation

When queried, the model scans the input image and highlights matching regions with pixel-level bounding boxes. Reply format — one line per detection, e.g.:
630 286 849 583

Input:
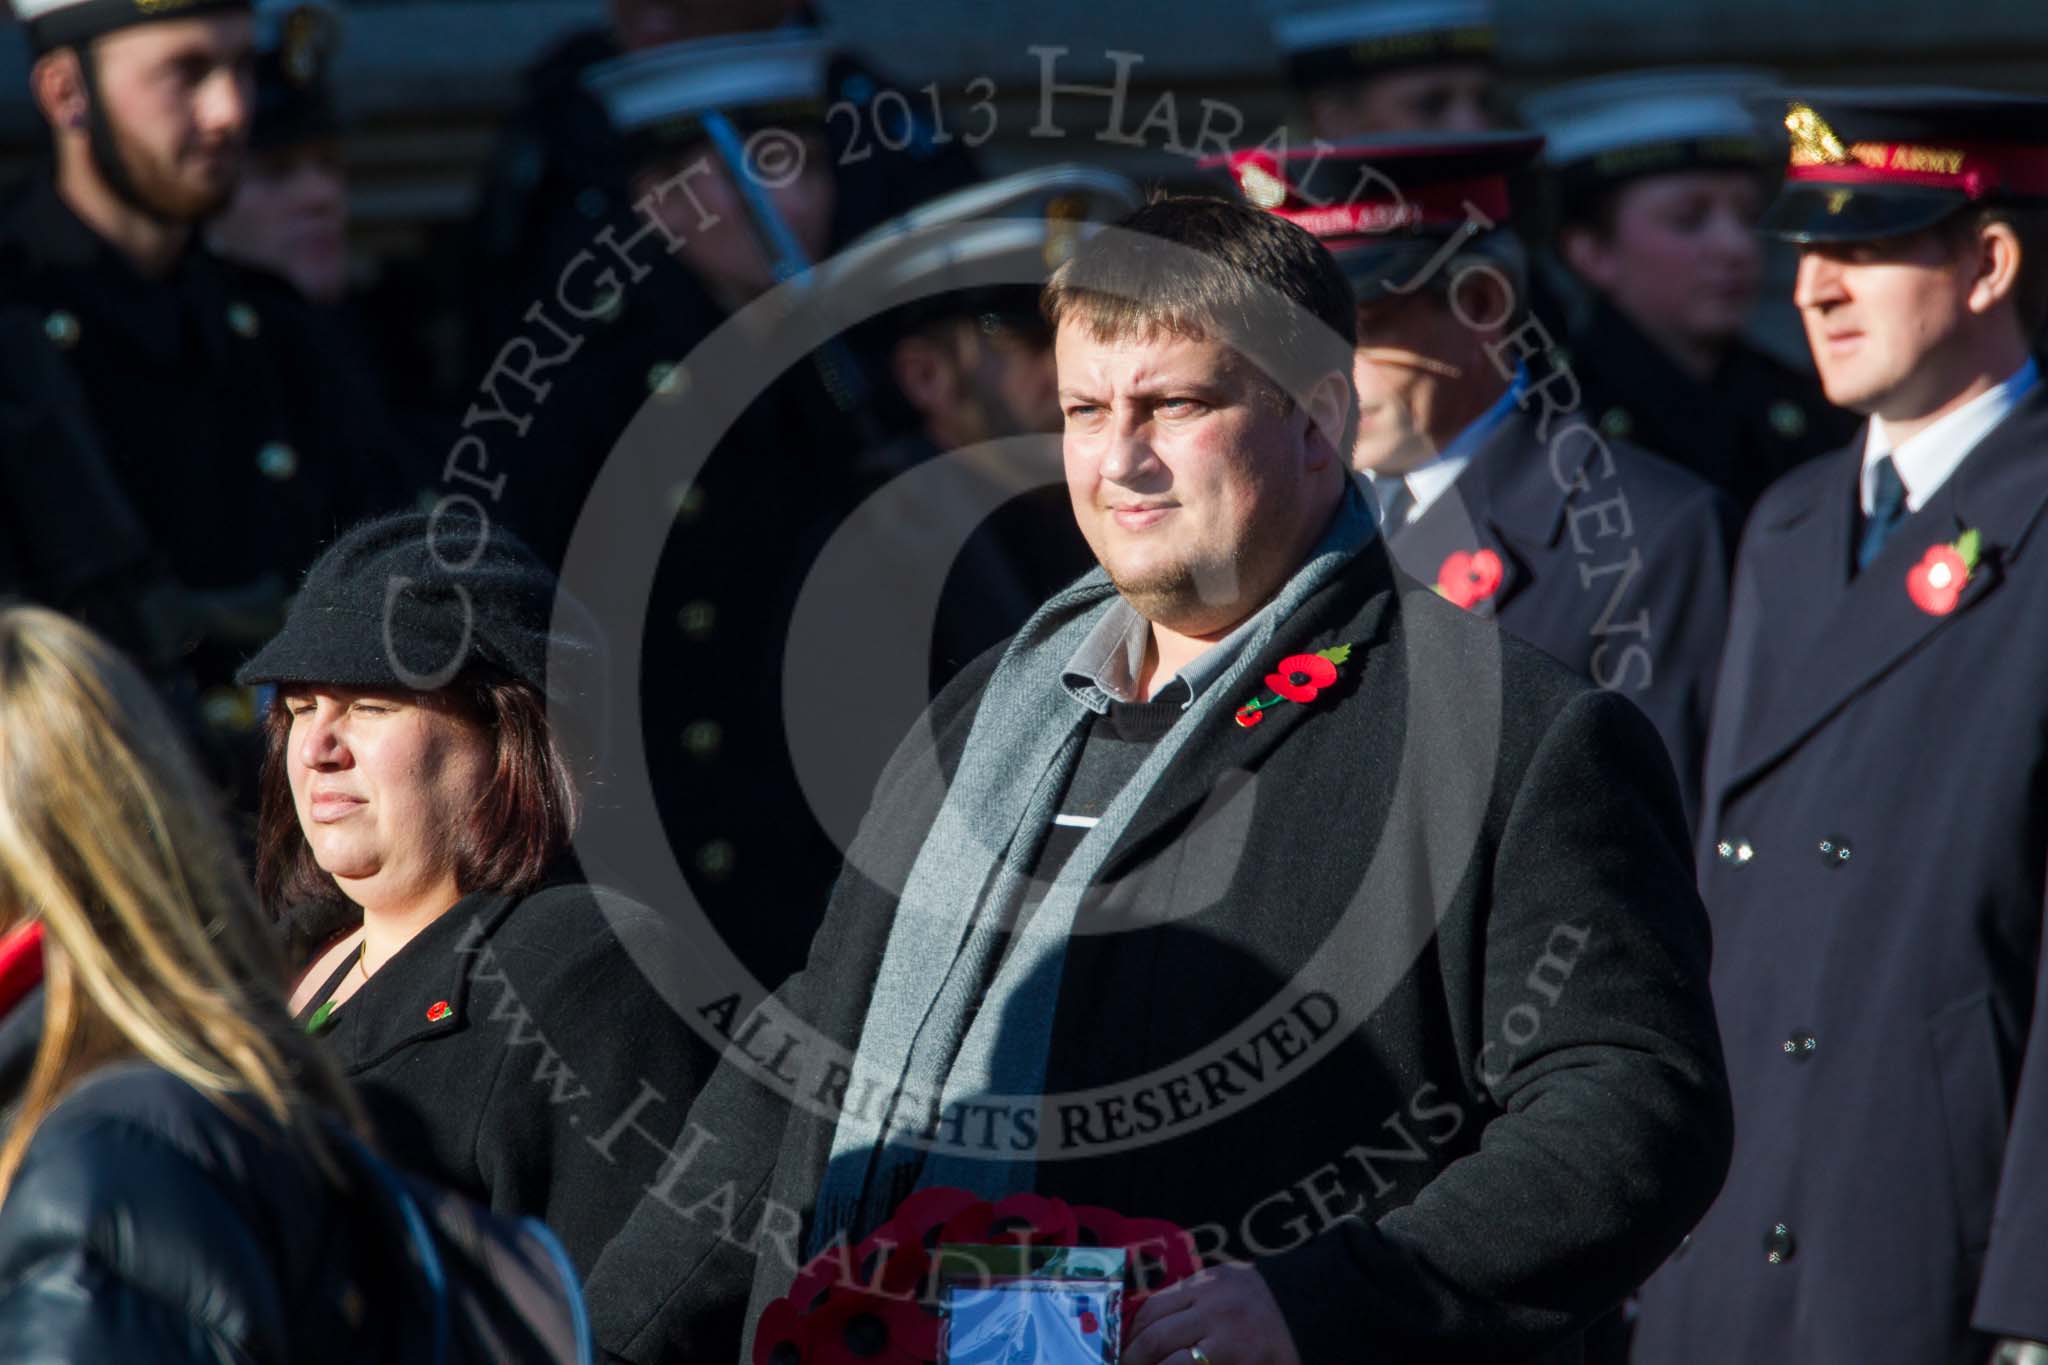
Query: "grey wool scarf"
809 484 1377 1250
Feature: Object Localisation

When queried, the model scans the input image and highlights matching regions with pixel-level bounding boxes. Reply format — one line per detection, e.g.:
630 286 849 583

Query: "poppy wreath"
751 1189 1202 1365
1235 644 1354 728
1906 528 1981 617
1436 548 1504 610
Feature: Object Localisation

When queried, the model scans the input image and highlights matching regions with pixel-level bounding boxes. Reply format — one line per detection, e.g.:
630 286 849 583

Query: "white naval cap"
12 0 250 54
583 27 829 143
1271 0 1496 89
1523 68 1779 210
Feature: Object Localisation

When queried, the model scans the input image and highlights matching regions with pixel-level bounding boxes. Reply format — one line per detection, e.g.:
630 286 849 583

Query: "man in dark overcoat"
583 195 1732 1365
1631 90 2048 1365
1219 132 1737 825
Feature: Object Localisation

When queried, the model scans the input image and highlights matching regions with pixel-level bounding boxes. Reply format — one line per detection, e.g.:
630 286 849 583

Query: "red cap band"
1787 139 2048 200
1224 150 1512 241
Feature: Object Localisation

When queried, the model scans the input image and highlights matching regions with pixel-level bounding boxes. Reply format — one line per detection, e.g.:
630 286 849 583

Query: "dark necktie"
1376 477 1416 535
1857 455 1908 573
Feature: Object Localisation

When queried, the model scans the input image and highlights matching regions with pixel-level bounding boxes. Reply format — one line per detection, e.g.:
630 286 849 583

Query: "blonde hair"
0 606 365 1197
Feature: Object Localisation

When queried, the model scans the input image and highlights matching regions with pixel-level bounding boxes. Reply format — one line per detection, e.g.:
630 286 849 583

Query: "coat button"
1781 1030 1817 1063
227 300 261 339
1764 1223 1796 1264
669 484 707 524
1716 837 1756 865
1817 835 1852 868
257 441 299 480
647 361 690 398
43 309 80 349
694 839 736 881
676 600 716 641
200 686 255 731
682 719 723 760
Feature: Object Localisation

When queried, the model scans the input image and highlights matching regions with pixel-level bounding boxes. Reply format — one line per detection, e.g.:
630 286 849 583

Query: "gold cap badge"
1785 103 1850 167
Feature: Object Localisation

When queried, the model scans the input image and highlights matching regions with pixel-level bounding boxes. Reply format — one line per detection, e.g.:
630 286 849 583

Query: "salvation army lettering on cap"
1757 88 2048 244
1202 130 1544 307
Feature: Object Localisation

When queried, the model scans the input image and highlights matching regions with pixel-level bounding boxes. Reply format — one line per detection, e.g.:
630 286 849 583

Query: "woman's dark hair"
254 670 582 915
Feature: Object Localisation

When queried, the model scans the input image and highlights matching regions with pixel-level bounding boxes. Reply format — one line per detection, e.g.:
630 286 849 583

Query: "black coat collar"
1096 538 1402 885
1723 383 2048 794
1389 407 1571 617
302 886 524 1075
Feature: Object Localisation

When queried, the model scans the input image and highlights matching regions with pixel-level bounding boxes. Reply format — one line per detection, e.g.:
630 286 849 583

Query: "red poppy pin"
1235 645 1352 727
426 1000 451 1022
1906 528 1981 616
1437 548 1505 610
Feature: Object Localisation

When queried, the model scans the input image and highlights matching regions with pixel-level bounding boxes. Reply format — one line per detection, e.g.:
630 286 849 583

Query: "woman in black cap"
239 510 710 1355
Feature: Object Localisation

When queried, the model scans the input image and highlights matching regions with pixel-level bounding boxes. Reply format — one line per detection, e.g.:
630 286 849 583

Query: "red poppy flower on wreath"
1437 548 1504 610
1071 1204 1130 1249
754 1295 808 1365
890 1186 981 1253
805 1287 927 1365
754 1189 1201 1364
940 1191 1079 1248
1906 528 1981 616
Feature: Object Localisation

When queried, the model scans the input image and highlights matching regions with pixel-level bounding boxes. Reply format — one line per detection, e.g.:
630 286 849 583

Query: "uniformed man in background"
496 30 926 991
750 166 1141 923
463 0 977 377
1269 0 1502 139
0 0 403 768
829 165 1140 693
205 0 431 498
1525 70 1855 510
1631 90 2048 1365
205 0 346 306
1222 132 1736 822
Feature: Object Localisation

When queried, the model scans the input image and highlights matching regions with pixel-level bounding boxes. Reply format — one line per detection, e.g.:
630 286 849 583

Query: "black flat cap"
236 512 602 713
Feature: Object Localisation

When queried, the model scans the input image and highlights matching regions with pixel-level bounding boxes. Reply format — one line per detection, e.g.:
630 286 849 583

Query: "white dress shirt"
1366 370 1527 530
1862 357 2040 514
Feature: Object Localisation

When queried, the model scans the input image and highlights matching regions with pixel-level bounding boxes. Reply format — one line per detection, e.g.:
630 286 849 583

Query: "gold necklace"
355 937 369 982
